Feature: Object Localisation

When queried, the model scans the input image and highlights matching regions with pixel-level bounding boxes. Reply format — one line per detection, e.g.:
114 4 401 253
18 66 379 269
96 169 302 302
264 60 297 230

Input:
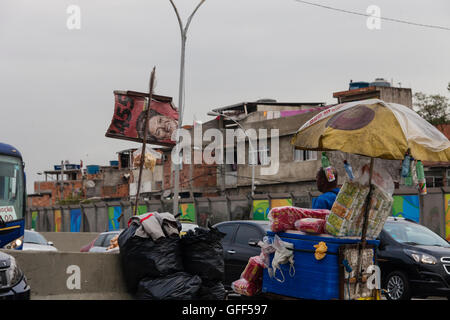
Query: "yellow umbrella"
291 99 450 162
291 98 450 299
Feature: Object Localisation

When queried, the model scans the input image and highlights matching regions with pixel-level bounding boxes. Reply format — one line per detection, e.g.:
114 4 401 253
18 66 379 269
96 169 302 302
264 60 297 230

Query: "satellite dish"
162 190 172 198
86 180 95 188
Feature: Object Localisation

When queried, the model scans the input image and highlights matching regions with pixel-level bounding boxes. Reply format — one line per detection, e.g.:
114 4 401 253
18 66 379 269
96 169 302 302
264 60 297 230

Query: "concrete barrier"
41 232 100 252
3 250 132 300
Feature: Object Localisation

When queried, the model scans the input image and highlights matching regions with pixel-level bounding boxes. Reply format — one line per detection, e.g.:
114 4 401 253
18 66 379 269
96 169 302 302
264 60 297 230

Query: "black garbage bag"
180 225 226 282
135 272 202 300
118 222 184 293
197 280 227 300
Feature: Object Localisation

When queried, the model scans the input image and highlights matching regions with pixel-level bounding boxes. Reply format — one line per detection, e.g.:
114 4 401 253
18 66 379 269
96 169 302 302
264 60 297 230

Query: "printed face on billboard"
105 91 178 146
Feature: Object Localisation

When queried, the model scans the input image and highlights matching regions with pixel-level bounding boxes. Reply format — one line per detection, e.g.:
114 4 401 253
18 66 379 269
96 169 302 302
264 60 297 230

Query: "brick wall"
30 194 52 207
33 180 84 205
163 153 218 191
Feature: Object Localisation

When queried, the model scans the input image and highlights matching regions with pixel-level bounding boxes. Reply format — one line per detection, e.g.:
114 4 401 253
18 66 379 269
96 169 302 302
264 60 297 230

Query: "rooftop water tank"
349 81 369 90
370 78 391 87
86 165 100 174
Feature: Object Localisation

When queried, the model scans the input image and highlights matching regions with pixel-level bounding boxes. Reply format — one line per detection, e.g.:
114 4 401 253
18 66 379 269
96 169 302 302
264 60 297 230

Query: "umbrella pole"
354 157 374 298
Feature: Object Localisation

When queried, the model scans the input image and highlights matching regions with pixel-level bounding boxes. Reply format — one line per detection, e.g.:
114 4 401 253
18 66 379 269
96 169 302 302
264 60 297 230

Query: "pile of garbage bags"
118 212 226 300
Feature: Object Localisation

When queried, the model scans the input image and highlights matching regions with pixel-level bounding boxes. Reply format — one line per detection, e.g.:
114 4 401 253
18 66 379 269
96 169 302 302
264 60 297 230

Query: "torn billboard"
105 91 178 146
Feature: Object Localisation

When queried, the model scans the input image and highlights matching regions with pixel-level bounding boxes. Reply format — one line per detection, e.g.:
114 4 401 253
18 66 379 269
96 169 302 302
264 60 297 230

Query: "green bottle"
321 152 330 168
416 160 427 195
321 152 335 182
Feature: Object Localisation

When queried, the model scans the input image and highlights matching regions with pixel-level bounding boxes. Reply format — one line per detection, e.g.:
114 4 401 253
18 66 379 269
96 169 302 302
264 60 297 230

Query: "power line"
294 0 450 31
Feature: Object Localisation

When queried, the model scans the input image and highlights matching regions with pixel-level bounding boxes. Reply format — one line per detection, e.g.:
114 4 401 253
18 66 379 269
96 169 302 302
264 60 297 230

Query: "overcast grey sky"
1 0 449 193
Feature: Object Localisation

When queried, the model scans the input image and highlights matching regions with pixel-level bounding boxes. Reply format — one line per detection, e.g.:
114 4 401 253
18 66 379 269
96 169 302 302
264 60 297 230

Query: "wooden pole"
118 67 156 222
354 157 374 298
134 67 156 216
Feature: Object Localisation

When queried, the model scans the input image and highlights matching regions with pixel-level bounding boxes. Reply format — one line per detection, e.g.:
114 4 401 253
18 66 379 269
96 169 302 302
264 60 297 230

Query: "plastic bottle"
404 167 413 186
343 160 354 181
411 159 418 186
321 152 335 182
416 160 427 195
401 154 411 177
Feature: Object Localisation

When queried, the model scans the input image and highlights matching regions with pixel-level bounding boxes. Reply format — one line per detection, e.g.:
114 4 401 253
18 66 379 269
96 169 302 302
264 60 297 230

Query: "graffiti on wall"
252 200 270 220
253 198 293 221
391 195 420 222
70 208 82 232
108 206 122 231
31 211 38 230
54 209 62 232
271 198 292 208
179 203 196 222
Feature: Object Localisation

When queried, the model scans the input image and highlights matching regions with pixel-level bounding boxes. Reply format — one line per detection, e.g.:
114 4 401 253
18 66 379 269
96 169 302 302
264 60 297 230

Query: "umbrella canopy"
291 99 450 162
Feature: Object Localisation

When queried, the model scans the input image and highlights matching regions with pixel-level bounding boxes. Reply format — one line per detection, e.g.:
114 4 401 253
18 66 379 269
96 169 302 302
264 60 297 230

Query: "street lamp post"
208 111 256 196
169 0 206 216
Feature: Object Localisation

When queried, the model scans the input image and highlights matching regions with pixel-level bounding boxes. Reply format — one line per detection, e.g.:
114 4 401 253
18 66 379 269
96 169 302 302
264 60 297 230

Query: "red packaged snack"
300 208 330 220
294 218 326 234
241 256 265 282
268 206 304 232
268 207 330 232
231 278 261 296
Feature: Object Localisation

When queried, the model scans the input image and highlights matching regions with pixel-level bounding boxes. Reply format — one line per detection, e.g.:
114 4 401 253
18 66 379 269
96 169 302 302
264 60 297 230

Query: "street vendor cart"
233 98 450 300
261 231 379 300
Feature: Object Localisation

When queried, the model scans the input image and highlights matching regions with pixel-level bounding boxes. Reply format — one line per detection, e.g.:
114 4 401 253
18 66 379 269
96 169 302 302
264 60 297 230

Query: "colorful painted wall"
391 195 420 222
70 208 82 232
179 203 196 222
252 198 292 220
108 206 122 231
445 194 450 241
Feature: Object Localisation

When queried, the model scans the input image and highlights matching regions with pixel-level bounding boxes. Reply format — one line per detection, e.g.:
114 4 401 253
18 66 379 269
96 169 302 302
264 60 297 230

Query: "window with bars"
425 170 443 188
249 145 271 166
293 148 317 162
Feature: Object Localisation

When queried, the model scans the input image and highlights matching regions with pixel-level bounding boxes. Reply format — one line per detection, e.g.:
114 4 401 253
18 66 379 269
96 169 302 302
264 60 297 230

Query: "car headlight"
404 249 437 265
6 255 24 287
4 236 24 250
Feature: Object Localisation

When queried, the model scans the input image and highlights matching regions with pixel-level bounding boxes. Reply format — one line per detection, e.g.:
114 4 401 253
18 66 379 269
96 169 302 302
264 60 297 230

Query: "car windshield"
103 233 119 247
384 221 450 247
24 231 48 245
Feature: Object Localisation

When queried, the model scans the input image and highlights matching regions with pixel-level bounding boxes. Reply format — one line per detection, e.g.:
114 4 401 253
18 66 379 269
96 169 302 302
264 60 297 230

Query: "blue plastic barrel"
86 165 100 174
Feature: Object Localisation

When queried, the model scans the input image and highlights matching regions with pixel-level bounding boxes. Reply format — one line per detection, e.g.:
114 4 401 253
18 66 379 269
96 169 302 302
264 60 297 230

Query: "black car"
213 220 270 288
0 251 30 300
377 217 450 300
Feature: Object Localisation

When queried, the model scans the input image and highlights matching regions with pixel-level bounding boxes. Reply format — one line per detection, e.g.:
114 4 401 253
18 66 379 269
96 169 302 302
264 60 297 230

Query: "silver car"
22 230 58 252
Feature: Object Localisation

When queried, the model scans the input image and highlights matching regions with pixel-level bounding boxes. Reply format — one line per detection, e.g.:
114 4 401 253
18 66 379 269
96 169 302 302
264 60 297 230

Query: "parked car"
80 237 96 252
87 230 123 253
0 251 30 299
180 221 199 236
213 220 270 288
22 230 57 252
377 217 450 300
